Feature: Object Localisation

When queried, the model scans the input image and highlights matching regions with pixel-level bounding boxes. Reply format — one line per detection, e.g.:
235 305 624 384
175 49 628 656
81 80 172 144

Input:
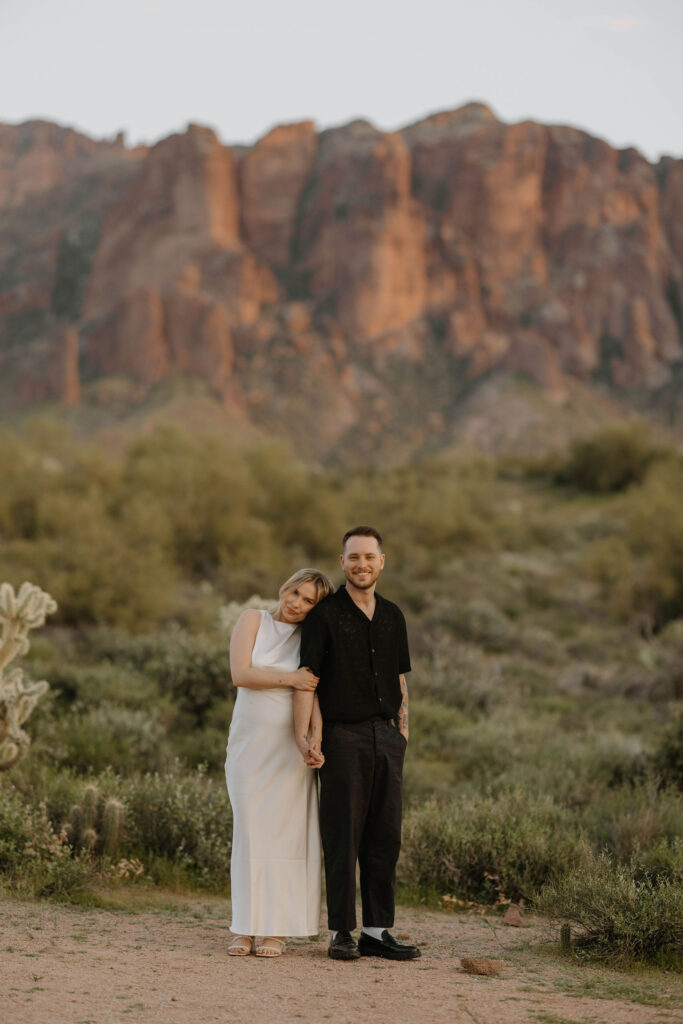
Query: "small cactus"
102 799 125 857
63 789 125 859
0 582 56 771
64 804 84 847
82 828 98 853
82 785 99 830
560 923 572 953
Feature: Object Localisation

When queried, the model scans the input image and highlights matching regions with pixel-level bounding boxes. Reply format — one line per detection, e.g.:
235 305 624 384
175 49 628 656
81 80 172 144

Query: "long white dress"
225 610 321 936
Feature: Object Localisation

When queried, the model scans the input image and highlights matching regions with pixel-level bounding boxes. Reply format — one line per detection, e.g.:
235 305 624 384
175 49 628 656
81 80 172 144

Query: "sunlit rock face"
0 106 681 457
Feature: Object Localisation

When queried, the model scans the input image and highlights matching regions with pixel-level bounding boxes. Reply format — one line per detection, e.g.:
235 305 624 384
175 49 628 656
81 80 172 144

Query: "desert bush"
450 597 513 651
86 627 233 727
411 643 505 715
342 454 499 574
408 703 526 787
139 631 233 727
120 426 275 578
6 763 233 889
114 763 232 886
399 790 587 902
537 849 683 964
581 782 683 860
622 461 683 627
651 713 683 788
555 424 656 492
244 441 345 561
40 661 160 709
0 784 92 896
47 703 170 774
584 462 683 628
173 725 229 772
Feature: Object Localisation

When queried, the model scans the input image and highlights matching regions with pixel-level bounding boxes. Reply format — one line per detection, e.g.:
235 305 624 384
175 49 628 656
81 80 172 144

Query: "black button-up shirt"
299 585 411 723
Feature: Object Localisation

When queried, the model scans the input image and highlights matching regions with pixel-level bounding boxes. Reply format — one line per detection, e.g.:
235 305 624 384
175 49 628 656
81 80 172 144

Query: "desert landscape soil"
1 894 680 1024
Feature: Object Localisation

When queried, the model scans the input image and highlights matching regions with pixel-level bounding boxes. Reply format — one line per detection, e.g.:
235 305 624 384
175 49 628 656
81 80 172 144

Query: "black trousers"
319 716 406 932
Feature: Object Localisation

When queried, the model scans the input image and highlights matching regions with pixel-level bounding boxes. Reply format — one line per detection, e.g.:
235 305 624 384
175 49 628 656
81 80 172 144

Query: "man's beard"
345 571 378 590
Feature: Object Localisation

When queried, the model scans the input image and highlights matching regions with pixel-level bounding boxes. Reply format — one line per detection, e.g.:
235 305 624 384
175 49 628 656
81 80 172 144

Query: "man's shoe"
358 930 421 961
328 931 361 960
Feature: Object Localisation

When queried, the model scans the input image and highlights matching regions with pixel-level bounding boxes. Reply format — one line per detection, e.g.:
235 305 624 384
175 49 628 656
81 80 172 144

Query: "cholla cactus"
0 581 57 771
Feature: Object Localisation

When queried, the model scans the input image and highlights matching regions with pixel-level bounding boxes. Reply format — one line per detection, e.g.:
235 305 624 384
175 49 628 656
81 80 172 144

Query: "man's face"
340 536 385 590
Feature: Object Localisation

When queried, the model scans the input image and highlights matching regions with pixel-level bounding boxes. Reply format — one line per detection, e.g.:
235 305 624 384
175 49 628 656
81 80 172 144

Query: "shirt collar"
339 583 383 621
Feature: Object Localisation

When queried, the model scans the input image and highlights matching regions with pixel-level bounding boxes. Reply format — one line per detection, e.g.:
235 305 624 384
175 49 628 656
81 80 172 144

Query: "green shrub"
651 713 683 788
47 703 170 774
115 764 232 886
39 661 160 709
408 702 523 787
450 597 513 652
581 782 683 860
537 849 683 964
556 424 656 492
87 627 233 728
0 784 36 873
411 643 505 715
399 790 588 902
0 785 93 896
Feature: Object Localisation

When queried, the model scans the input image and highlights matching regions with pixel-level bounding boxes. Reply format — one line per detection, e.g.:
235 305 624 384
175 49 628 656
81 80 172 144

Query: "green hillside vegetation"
0 420 681 965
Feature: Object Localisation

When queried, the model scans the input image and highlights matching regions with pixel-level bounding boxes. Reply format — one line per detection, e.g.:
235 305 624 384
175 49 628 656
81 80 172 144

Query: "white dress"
225 610 321 936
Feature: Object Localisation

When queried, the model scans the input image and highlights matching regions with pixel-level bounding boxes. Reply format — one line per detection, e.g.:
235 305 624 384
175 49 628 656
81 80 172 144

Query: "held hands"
295 732 324 768
290 667 319 691
304 741 324 769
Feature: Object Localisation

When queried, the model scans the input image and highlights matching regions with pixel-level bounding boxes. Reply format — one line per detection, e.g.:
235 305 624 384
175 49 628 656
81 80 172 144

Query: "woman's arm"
230 610 318 691
292 690 314 756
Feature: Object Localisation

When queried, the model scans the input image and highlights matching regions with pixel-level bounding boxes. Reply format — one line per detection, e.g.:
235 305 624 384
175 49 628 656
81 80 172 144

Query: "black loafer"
357 930 421 961
328 931 361 960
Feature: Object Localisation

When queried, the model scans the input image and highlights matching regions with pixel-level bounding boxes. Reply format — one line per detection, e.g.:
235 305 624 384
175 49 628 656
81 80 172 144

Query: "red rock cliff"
0 106 682 455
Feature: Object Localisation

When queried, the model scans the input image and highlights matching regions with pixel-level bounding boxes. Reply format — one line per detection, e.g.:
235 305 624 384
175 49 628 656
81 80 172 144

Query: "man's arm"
396 605 411 742
397 673 409 742
293 679 324 766
299 606 328 675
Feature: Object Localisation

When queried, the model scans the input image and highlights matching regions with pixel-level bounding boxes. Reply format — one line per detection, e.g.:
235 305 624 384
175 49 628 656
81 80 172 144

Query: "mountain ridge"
1 104 682 460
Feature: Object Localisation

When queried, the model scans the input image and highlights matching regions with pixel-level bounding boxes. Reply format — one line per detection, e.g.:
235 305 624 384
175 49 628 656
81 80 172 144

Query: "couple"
224 526 420 962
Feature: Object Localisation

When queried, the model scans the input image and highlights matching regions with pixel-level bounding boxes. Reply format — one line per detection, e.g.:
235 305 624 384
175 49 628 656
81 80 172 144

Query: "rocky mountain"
1 105 682 460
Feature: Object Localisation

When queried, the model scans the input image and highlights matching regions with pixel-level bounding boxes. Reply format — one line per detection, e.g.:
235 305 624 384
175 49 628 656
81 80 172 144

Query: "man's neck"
345 580 377 613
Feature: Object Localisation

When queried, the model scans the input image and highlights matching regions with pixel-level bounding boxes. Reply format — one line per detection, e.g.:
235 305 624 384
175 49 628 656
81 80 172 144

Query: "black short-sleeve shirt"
299 585 411 723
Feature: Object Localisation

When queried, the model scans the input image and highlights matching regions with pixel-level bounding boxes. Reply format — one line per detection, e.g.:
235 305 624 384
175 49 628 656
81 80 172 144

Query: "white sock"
331 931 338 940
362 927 387 940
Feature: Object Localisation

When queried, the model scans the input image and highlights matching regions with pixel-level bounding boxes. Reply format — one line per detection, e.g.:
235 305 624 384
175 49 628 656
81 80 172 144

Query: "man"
299 526 421 962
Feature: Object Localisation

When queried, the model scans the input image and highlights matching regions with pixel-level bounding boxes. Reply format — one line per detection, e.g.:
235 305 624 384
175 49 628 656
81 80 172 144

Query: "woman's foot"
228 934 254 956
255 936 285 958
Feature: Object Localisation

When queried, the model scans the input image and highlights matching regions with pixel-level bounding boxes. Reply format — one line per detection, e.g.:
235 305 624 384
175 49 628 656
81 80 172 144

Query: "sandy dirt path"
1 895 680 1024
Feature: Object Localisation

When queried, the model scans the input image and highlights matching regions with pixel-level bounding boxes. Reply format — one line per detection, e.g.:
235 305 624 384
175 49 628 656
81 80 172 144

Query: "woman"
225 568 335 958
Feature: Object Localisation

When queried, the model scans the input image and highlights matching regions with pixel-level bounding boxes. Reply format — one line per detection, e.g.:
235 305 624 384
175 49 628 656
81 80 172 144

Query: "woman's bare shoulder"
237 608 263 628
232 608 263 637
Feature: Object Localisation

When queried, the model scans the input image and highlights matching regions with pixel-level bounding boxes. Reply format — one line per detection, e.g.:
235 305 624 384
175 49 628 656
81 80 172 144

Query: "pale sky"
1 0 681 161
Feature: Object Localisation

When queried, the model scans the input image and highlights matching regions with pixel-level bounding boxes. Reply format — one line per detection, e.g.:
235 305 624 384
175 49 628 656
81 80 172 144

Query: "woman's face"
279 581 320 624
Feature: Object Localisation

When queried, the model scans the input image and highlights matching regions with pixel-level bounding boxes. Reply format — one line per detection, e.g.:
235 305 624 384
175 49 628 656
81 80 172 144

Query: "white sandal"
255 937 286 958
228 934 254 956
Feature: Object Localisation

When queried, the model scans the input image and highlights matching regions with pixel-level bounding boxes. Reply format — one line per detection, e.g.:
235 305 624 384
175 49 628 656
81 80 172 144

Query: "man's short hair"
342 525 383 551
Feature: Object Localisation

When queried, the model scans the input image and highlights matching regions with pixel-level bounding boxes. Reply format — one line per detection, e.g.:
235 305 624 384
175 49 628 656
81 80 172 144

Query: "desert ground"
2 894 680 1024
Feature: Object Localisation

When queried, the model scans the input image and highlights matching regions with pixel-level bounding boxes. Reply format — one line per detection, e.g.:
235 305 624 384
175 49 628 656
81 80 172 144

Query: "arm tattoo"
398 674 409 735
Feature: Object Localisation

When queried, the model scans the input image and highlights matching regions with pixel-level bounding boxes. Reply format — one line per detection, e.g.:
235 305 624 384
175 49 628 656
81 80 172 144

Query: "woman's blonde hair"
270 567 335 618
